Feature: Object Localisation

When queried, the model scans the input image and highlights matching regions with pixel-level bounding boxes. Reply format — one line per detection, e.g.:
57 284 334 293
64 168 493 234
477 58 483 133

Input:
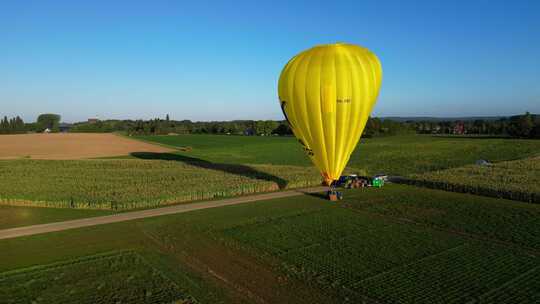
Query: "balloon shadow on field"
130 152 288 189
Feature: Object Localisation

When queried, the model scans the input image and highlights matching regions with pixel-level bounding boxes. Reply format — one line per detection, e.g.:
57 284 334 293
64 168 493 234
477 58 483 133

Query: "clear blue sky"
1 0 539 122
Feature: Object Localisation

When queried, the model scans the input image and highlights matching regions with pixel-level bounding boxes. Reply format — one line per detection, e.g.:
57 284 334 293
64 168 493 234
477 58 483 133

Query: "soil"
0 133 172 159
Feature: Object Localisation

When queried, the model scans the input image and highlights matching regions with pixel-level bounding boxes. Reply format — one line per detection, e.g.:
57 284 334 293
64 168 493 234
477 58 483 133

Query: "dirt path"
0 187 327 240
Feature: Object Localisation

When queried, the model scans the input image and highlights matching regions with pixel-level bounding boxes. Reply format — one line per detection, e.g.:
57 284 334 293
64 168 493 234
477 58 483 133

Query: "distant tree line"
407 112 540 138
119 112 539 139
0 116 25 134
363 118 416 137
125 117 292 136
1 112 539 139
70 120 129 133
67 116 292 136
0 113 62 134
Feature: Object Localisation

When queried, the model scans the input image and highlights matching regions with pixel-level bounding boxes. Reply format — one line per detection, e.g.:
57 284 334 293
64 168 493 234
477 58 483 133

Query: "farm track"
0 186 328 240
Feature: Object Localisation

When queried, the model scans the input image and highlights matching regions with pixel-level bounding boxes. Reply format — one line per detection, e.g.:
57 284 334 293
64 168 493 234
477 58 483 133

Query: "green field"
0 135 539 211
136 134 540 175
409 156 540 203
0 158 322 210
0 251 193 304
1 185 539 303
0 205 112 229
1 134 540 303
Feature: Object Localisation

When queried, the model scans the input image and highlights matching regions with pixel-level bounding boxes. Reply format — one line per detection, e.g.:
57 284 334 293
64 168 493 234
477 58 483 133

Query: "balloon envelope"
278 43 382 185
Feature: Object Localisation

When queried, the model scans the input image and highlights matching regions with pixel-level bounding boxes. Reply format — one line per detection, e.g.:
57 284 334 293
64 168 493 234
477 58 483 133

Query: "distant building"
88 118 99 124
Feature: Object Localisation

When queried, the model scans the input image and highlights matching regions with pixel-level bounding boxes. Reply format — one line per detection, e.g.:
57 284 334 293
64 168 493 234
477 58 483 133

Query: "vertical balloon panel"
279 43 382 185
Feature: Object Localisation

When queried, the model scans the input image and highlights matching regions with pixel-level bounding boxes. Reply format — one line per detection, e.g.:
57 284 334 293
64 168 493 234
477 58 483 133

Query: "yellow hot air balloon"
278 43 382 186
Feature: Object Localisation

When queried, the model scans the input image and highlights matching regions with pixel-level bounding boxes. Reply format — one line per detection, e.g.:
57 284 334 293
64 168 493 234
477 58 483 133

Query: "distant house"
88 118 99 124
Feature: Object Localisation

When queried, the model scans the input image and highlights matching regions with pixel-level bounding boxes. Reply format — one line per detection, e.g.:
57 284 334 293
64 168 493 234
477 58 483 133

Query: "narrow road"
0 187 327 240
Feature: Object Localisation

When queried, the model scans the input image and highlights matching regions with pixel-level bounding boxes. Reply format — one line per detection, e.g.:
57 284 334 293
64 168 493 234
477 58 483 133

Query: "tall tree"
37 113 61 132
508 112 534 138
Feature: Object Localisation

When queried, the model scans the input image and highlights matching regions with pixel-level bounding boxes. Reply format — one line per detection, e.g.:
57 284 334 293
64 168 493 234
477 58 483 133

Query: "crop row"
476 265 540 303
221 196 540 303
223 207 464 293
0 159 322 210
401 156 540 204
0 250 193 304
356 242 539 304
339 185 540 251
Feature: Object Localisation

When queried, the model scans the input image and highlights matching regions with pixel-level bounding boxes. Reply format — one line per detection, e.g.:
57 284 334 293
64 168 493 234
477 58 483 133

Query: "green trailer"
372 177 384 188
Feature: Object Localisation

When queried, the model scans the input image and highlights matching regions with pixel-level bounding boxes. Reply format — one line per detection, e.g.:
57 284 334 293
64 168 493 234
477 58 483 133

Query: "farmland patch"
137 134 540 175
0 133 172 160
340 185 540 250
0 250 193 304
405 156 540 203
0 158 321 210
1 185 539 303
356 243 538 304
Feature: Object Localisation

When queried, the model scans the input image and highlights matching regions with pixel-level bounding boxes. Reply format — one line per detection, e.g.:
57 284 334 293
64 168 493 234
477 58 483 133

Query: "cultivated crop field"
1 134 539 303
1 185 538 303
0 205 112 229
0 133 172 159
408 156 540 203
0 158 322 210
0 134 539 211
136 134 540 175
339 185 540 249
0 251 193 304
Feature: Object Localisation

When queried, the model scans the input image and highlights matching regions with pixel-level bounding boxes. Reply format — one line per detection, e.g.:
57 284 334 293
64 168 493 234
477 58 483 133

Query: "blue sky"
1 0 539 122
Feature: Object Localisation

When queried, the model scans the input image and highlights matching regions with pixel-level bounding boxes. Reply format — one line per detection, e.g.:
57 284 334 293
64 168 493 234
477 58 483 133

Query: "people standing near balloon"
278 43 382 193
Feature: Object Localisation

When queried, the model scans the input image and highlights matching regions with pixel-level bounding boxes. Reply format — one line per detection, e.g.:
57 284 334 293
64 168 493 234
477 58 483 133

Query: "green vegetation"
64 112 540 139
339 184 540 250
1 185 538 303
36 113 61 132
0 250 194 304
1 134 539 210
0 116 25 134
408 156 540 203
70 120 127 133
358 243 537 304
0 157 322 210
0 206 112 229
136 134 540 175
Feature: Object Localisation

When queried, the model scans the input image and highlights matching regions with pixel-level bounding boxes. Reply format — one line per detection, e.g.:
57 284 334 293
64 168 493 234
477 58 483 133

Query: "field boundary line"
0 186 327 240
121 133 187 151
